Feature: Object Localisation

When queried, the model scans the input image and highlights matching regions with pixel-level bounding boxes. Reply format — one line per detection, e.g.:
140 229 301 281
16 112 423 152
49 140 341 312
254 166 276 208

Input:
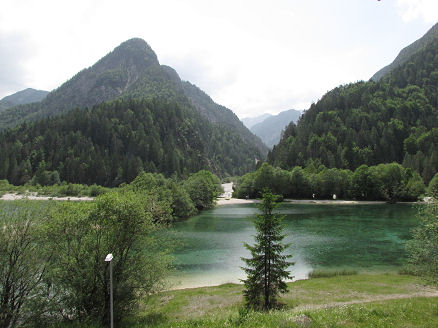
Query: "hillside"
182 81 267 154
0 39 188 128
371 22 438 81
0 39 266 185
269 33 438 183
0 39 267 158
250 109 302 148
0 88 48 112
0 97 265 186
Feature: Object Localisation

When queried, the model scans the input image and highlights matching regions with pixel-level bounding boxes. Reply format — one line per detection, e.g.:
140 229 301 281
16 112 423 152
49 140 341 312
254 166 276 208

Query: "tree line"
235 162 435 203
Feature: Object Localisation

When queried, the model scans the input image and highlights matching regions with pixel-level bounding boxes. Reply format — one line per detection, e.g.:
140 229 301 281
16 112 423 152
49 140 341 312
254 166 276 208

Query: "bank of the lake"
140 273 438 328
216 197 392 206
168 202 419 289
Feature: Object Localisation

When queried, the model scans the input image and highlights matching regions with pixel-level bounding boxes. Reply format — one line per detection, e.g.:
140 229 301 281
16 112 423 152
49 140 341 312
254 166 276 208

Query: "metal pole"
110 259 113 328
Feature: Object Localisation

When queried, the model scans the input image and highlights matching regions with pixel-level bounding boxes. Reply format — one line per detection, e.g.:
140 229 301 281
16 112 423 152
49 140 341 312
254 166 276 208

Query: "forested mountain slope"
0 88 48 112
182 81 267 154
269 35 438 183
0 97 263 186
0 38 267 155
0 39 266 185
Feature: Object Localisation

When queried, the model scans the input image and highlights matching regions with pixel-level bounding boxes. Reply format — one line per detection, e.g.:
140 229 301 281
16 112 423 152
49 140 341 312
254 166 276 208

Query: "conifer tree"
241 192 293 310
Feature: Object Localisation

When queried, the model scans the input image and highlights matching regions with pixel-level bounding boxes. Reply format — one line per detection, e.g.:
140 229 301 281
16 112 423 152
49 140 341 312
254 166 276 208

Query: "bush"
41 191 173 325
309 269 358 278
428 173 438 196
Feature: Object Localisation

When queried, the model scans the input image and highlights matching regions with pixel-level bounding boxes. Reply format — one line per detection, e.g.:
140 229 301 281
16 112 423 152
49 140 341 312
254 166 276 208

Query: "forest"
0 97 262 186
268 37 438 185
235 162 436 203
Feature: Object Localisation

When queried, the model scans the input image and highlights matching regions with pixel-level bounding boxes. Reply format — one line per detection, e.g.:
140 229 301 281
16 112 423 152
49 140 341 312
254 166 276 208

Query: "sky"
1 0 438 118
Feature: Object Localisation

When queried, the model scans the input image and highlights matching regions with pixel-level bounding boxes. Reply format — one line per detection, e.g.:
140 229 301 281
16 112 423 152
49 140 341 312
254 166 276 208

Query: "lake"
168 203 419 288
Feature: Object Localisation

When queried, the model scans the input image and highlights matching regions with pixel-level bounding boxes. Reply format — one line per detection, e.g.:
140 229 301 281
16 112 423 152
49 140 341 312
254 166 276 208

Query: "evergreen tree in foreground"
241 192 293 310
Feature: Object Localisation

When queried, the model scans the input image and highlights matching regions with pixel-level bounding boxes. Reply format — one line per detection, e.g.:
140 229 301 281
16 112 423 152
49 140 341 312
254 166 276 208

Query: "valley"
0 11 438 328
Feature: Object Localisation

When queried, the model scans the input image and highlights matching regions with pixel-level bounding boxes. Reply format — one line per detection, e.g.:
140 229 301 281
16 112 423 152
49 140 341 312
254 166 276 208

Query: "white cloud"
397 0 438 23
0 0 435 117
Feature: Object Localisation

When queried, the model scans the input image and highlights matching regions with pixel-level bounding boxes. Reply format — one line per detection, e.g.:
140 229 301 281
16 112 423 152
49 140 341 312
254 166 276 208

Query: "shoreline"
168 267 401 291
216 197 417 206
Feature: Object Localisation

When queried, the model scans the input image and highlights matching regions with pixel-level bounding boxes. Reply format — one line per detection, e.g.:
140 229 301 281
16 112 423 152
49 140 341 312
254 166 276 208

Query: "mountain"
0 39 188 128
0 88 48 112
269 26 438 183
182 81 267 155
242 113 272 129
371 22 438 81
250 109 302 148
0 39 267 154
0 38 267 185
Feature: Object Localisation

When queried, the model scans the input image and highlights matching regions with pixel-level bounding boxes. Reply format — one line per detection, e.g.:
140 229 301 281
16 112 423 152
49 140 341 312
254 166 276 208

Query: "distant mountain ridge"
0 88 48 112
371 22 438 81
242 114 272 129
250 109 302 148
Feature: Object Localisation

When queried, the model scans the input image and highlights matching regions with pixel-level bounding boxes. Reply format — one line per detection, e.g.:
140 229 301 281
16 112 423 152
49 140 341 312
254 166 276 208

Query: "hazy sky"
1 0 437 118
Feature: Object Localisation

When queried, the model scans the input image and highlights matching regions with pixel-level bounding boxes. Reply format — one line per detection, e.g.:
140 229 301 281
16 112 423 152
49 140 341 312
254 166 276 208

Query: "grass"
128 274 438 327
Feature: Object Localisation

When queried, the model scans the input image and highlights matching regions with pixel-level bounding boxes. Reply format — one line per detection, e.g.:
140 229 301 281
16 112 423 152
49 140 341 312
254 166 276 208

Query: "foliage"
38 191 173 326
0 179 110 198
0 201 51 328
234 162 425 202
128 170 222 218
428 172 438 196
268 38 438 184
241 192 292 310
406 196 438 282
183 170 223 210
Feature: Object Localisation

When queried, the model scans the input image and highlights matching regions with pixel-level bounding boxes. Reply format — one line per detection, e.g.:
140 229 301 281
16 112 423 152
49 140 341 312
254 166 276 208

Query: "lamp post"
105 253 114 328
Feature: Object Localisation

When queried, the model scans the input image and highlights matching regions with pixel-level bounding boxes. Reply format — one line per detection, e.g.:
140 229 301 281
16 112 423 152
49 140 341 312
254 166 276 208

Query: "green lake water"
168 203 419 288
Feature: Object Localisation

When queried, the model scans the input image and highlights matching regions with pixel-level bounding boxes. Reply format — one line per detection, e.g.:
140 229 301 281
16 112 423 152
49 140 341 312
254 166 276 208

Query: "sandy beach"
216 198 390 206
0 192 94 201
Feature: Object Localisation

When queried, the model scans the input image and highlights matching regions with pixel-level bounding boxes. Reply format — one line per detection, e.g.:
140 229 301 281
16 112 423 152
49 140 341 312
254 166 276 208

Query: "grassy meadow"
119 273 438 327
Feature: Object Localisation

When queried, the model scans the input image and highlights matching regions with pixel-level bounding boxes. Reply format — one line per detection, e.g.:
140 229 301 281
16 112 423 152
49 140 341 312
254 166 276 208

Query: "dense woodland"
268 38 438 184
235 162 434 203
0 97 262 186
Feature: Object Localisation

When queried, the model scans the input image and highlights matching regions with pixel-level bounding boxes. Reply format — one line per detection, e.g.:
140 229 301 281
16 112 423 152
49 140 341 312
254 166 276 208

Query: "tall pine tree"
241 192 293 310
